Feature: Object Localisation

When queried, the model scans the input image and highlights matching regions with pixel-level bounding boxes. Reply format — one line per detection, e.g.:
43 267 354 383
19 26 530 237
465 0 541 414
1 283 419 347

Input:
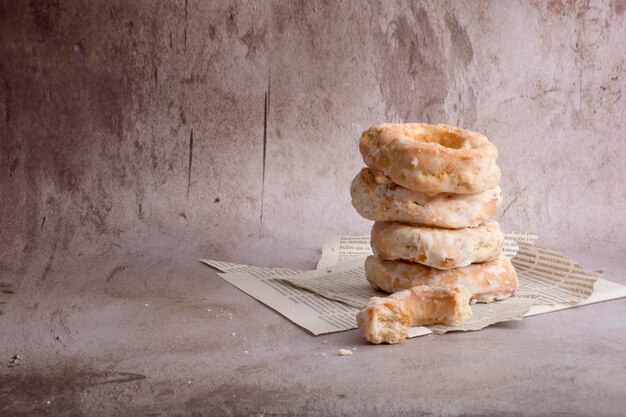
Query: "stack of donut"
351 123 517 344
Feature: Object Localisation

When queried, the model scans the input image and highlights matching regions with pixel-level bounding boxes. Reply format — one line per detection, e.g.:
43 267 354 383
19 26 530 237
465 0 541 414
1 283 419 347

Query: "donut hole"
432 132 466 149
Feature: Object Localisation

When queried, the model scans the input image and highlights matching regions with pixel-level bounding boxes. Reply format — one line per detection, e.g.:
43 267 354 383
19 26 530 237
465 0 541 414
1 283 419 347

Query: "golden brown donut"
365 254 517 303
370 220 503 269
359 123 501 194
356 284 472 344
350 168 502 228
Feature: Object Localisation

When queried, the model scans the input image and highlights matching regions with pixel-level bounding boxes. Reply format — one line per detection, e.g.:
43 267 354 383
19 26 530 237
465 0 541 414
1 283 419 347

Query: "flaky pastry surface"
371 220 503 269
351 168 502 228
356 284 472 344
359 123 500 194
366 254 517 303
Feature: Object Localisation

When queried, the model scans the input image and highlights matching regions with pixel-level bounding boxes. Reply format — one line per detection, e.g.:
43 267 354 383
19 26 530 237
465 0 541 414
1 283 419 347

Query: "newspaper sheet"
202 234 626 337
201 259 360 335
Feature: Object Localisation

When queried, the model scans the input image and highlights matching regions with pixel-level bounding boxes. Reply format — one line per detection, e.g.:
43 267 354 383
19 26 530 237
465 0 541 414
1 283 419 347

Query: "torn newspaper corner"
201 259 360 335
201 233 626 337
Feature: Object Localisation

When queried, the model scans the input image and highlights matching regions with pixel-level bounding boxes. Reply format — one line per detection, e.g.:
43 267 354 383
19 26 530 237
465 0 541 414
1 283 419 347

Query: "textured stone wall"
1 0 625 266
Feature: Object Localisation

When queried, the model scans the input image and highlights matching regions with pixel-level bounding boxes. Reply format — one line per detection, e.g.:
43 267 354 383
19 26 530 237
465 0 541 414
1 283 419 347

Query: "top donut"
359 123 501 194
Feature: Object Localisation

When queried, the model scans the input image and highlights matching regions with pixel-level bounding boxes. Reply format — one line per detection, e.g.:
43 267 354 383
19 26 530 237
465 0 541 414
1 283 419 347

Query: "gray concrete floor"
1 235 625 416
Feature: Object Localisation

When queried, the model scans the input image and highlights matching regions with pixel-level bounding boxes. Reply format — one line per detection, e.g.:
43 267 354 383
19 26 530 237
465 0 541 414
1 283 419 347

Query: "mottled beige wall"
1 0 625 267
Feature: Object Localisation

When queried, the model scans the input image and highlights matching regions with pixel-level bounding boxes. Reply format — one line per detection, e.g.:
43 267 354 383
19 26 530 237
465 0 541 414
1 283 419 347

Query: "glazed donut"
370 220 503 269
359 123 501 194
350 168 502 228
365 254 517 303
356 284 472 344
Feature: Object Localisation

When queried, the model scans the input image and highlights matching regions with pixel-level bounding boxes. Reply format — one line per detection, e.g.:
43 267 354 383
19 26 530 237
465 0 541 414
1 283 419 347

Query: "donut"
359 123 501 194
356 284 472 344
365 254 517 303
350 168 502 228
370 220 503 269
